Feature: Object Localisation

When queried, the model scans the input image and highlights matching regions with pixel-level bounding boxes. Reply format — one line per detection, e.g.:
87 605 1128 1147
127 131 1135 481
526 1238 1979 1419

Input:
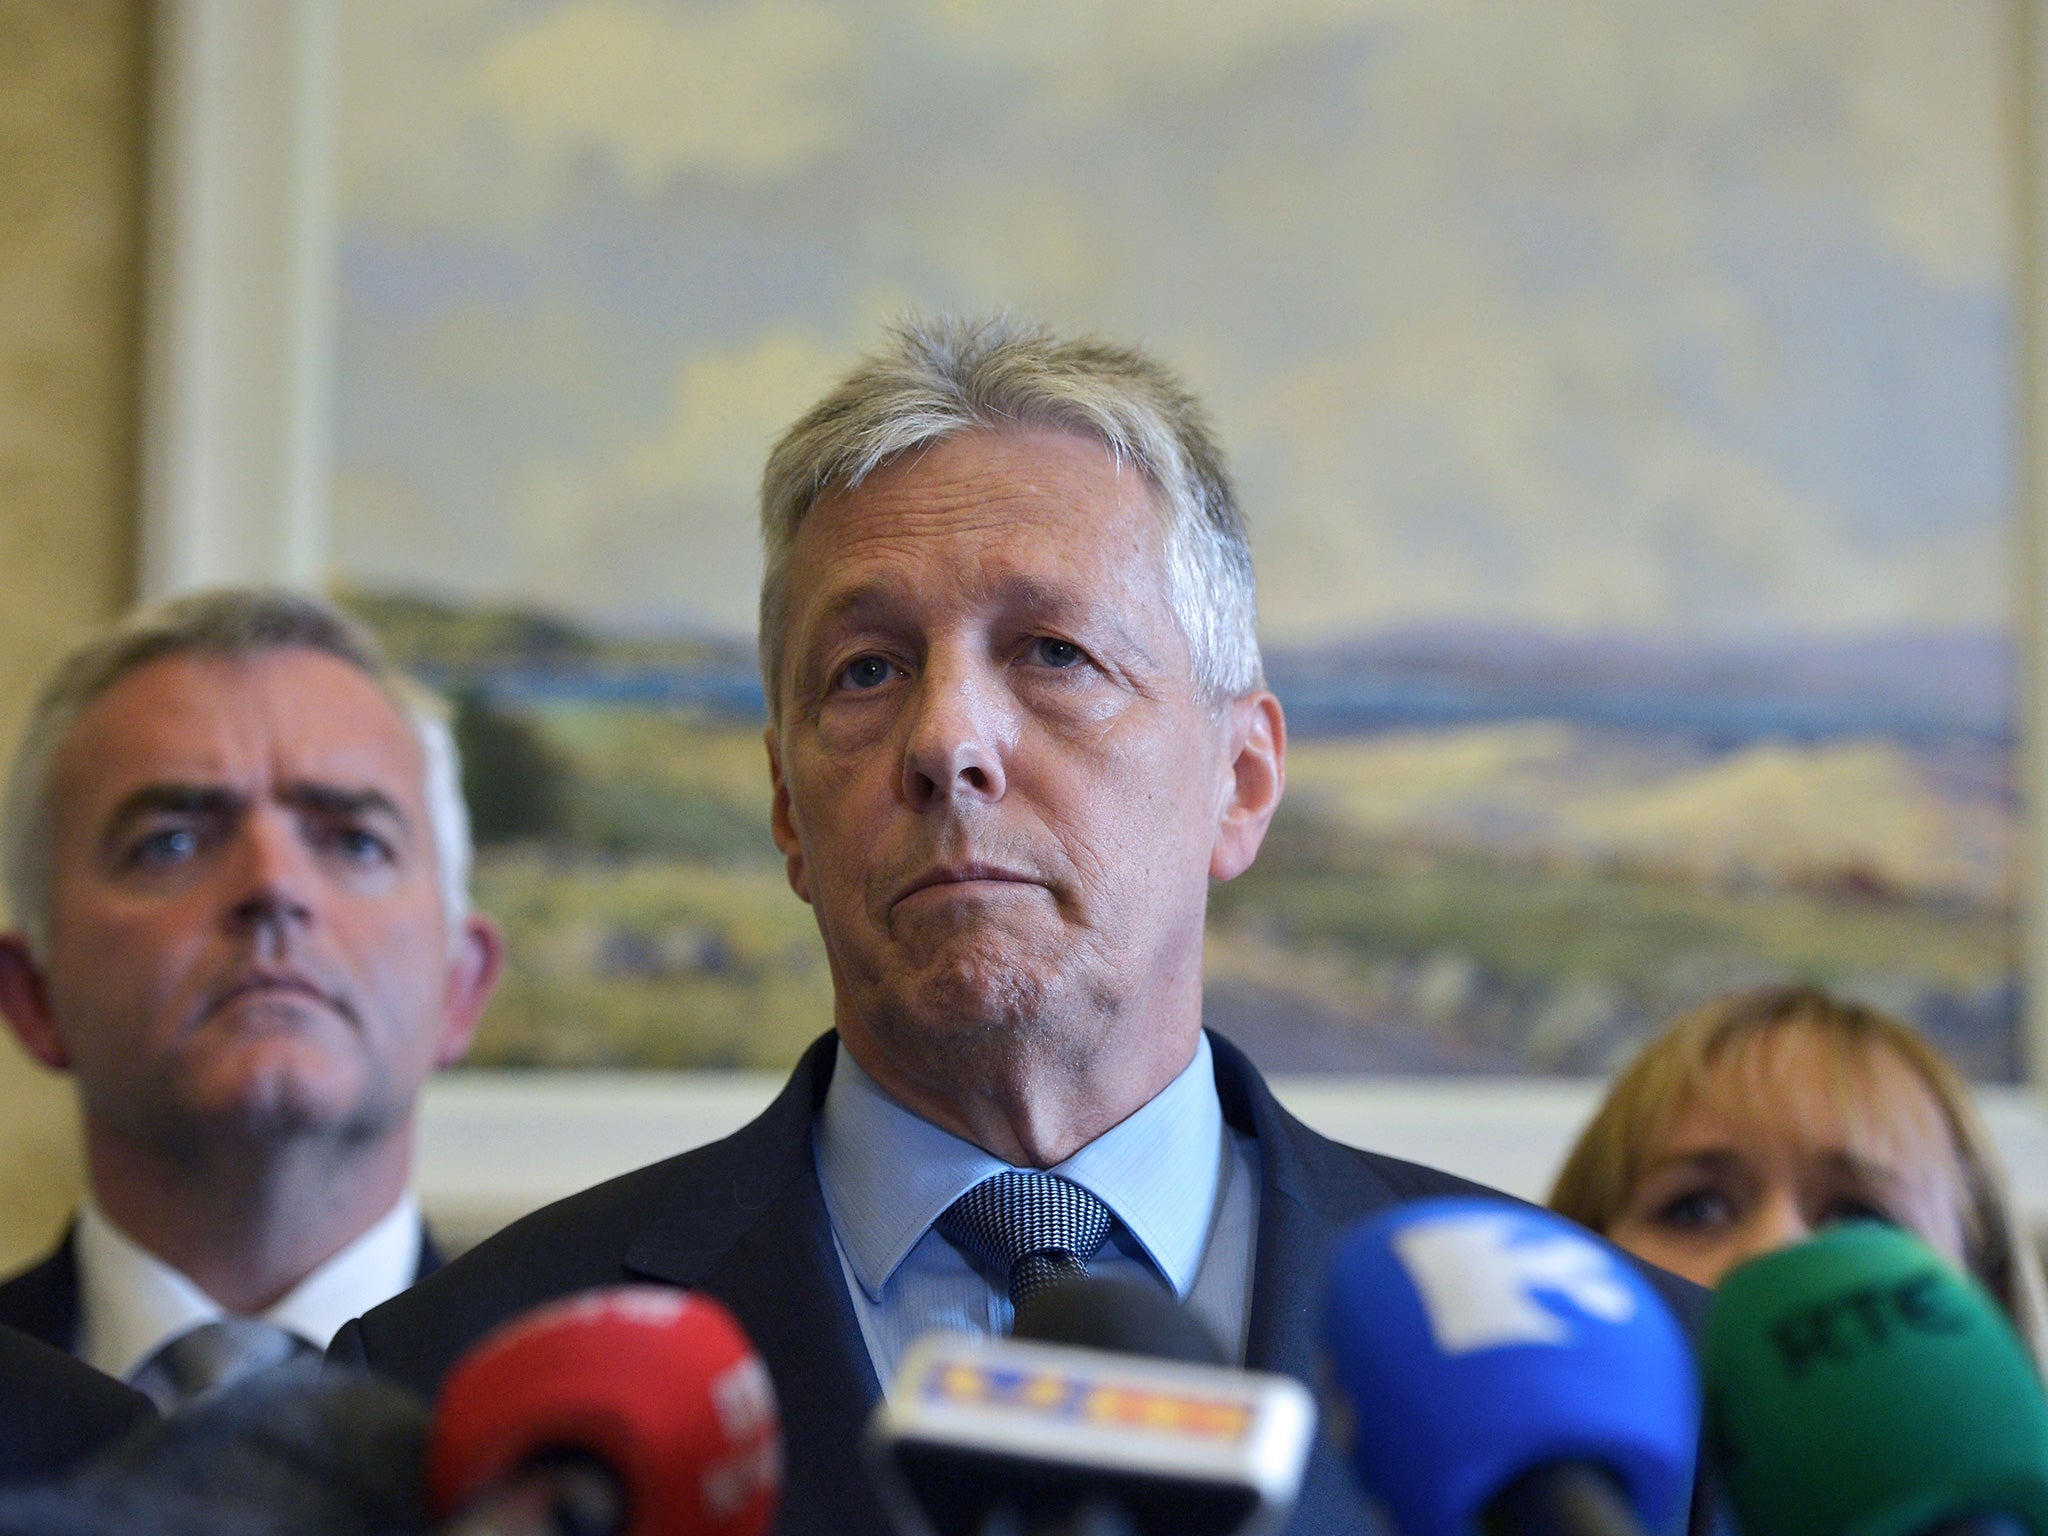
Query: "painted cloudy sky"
331 0 2015 646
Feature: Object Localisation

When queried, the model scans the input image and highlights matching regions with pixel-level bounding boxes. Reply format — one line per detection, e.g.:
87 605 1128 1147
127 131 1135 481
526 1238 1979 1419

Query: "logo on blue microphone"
1392 1208 1637 1355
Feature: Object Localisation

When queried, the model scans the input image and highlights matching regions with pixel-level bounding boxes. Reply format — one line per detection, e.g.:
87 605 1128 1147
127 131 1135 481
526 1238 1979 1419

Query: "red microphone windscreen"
429 1287 781 1536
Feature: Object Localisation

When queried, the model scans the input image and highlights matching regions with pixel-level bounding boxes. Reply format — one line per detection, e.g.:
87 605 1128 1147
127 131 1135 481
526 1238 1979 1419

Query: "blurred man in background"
0 589 501 1411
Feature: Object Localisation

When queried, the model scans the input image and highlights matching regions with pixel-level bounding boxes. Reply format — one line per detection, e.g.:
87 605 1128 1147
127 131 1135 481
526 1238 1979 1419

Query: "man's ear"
1210 692 1286 882
0 934 71 1071
434 914 505 1069
766 726 812 904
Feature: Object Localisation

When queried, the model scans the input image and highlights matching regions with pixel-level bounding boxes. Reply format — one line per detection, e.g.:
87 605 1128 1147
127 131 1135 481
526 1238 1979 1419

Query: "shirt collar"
266 1195 424 1349
815 1034 1224 1302
75 1192 424 1381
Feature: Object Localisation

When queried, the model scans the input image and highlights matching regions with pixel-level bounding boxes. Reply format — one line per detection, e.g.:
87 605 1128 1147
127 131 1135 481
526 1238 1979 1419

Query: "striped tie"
129 1317 318 1412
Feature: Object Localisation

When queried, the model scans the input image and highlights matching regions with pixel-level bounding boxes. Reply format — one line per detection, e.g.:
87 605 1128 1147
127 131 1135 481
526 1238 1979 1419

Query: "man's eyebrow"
99 782 413 844
100 784 241 846
281 782 411 830
995 573 1160 670
806 581 902 637
806 574 1160 662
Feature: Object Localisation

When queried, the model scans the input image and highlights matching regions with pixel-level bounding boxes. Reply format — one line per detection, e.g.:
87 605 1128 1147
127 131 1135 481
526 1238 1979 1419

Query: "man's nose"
224 808 316 935
900 655 1012 808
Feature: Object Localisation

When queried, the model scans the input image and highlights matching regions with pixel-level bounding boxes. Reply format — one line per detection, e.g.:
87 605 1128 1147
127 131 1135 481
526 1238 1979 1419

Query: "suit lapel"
1212 1034 1405 1536
697 1166 885 1536
0 1228 83 1354
618 1034 889 1536
1212 1032 1398 1378
415 1227 446 1284
1242 1154 1337 1383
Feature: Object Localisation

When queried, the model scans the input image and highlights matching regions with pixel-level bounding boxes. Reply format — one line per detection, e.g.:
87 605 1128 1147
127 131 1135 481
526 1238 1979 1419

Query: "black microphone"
0 1361 432 1536
1011 1278 1226 1366
866 1280 1313 1536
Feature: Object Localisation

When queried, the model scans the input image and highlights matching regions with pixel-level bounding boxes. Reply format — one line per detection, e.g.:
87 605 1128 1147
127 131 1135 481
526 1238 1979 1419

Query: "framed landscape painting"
310 0 2026 1085
323 0 2031 1081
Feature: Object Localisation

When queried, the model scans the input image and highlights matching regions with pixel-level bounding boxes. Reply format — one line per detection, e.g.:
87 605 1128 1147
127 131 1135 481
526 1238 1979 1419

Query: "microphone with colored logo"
429 1287 781 1536
1703 1223 2048 1536
1323 1197 1699 1536
865 1285 1314 1536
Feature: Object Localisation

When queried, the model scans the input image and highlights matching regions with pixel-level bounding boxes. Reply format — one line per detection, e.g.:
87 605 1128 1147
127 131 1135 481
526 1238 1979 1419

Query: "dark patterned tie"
129 1317 319 1412
935 1170 1117 1312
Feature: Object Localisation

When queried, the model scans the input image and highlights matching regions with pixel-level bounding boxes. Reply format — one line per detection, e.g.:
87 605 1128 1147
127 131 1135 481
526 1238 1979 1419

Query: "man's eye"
1030 637 1084 668
128 827 200 867
313 823 393 872
1653 1189 1733 1231
327 826 394 864
836 655 898 691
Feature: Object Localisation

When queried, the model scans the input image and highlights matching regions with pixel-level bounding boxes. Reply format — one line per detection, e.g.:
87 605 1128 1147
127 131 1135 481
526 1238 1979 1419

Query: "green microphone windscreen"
1703 1224 2048 1536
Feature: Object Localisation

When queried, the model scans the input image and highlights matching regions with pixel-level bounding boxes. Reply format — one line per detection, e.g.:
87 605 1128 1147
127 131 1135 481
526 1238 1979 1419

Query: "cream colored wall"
0 1 147 1271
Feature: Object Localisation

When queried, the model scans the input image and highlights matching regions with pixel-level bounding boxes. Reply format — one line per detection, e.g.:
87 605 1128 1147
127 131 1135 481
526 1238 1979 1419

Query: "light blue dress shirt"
814 1032 1261 1389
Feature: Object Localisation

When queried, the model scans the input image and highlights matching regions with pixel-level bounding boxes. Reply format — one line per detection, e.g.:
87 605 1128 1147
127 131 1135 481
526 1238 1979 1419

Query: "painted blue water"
423 621 2015 750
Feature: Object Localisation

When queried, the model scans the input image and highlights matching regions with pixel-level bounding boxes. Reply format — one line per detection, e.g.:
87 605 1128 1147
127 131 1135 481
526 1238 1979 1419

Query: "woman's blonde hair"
1549 983 2047 1365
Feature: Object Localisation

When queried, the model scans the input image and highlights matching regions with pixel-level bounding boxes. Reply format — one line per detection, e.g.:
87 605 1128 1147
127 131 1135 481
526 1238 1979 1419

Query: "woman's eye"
837 655 897 691
1820 1199 1894 1229
1654 1189 1733 1230
1031 637 1084 668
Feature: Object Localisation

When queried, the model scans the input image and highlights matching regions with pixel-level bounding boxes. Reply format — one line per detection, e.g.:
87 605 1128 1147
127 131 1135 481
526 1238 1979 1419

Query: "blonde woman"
1549 983 2047 1366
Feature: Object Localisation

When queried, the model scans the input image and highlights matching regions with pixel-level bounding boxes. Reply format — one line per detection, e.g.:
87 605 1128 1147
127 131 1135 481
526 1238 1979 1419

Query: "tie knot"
131 1317 317 1412
935 1170 1116 1312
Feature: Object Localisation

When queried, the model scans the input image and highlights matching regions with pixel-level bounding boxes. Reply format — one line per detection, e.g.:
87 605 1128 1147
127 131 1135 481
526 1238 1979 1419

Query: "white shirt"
74 1192 425 1382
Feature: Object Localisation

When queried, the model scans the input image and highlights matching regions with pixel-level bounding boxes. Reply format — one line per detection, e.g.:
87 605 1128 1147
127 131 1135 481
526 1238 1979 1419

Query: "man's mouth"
892 863 1043 908
200 972 348 1025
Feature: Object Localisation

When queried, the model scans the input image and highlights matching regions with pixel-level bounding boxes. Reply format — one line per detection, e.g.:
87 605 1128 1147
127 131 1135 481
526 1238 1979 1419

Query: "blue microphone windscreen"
1324 1197 1698 1536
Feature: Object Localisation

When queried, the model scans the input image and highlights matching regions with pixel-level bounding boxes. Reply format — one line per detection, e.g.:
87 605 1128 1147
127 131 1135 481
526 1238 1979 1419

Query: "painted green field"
454 705 2018 1078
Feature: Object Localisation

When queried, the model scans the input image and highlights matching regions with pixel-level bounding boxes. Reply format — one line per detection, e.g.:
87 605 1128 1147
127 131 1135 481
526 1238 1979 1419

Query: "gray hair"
757 314 1263 718
1 587 473 956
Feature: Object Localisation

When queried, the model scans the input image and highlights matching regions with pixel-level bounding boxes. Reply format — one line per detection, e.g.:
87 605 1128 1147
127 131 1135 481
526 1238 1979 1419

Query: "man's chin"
174 1063 398 1149
876 948 1074 1040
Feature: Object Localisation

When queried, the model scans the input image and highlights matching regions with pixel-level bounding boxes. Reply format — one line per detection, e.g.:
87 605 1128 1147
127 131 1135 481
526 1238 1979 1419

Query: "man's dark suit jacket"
332 1031 1708 1536
0 1219 445 1354
0 1323 154 1486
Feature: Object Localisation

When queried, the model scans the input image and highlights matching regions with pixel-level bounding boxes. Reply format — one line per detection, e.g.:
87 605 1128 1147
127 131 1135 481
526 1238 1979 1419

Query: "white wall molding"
415 1072 2048 1250
2019 0 2048 1089
138 0 335 600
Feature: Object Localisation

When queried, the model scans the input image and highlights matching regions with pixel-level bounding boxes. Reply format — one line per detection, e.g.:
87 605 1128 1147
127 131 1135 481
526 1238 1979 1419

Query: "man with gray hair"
0 588 502 1410
333 317 1706 1536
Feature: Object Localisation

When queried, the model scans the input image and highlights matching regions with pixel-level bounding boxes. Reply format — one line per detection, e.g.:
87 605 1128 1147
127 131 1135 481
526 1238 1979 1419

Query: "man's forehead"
52 648 426 816
790 428 1171 606
816 424 1157 518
